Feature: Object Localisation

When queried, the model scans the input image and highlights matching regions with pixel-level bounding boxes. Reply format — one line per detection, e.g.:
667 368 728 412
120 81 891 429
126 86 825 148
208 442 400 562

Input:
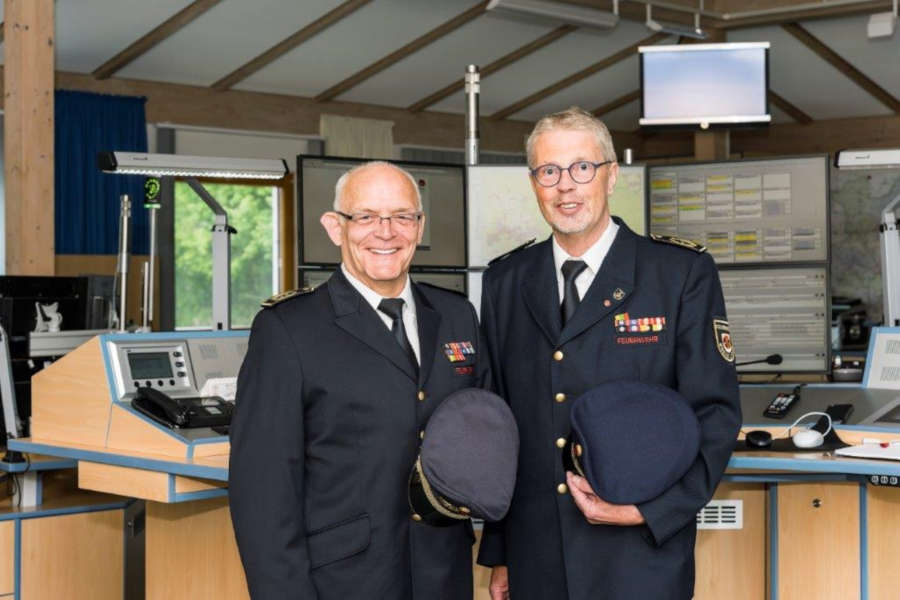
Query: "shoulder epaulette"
417 281 467 298
261 287 313 308
488 238 536 266
649 233 706 253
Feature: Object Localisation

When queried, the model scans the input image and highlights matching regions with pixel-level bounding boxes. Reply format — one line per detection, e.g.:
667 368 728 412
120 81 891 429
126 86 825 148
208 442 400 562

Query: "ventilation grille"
696 499 743 530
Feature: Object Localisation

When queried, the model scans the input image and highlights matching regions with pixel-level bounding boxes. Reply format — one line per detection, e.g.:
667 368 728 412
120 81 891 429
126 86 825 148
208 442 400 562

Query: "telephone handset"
132 386 233 429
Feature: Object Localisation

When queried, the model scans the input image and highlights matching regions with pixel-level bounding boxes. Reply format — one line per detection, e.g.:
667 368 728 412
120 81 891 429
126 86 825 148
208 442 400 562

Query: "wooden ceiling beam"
92 0 222 80
768 90 813 125
407 24 576 113
592 89 640 117
314 0 489 103
490 31 666 121
211 0 371 91
782 22 900 114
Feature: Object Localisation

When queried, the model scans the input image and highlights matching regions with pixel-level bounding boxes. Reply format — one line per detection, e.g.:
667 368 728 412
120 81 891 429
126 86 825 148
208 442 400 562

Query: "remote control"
763 392 798 419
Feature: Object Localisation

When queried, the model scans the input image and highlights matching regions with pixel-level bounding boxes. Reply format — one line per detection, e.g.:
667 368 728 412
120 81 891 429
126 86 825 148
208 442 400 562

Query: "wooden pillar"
3 0 55 275
694 130 730 161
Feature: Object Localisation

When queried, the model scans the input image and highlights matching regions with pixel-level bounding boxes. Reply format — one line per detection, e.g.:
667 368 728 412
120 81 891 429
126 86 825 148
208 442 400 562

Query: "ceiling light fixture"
97 152 289 180
486 0 619 29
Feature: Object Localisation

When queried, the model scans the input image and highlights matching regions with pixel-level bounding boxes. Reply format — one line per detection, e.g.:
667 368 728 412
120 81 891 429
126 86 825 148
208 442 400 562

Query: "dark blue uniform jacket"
476 218 741 600
230 269 489 599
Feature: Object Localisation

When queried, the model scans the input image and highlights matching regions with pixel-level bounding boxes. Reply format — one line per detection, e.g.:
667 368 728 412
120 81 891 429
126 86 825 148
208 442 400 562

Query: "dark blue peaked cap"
408 388 519 526
563 381 700 505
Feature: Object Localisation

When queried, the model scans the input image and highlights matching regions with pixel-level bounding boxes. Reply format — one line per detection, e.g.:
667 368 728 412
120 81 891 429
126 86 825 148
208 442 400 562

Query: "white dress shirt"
341 265 421 364
552 219 619 304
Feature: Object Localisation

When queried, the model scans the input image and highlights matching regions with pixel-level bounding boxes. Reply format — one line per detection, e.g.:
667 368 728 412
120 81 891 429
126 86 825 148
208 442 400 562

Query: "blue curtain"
55 90 149 254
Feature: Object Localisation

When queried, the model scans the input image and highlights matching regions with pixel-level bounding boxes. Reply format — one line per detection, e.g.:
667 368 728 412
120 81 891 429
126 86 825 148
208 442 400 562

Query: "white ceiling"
0 0 897 132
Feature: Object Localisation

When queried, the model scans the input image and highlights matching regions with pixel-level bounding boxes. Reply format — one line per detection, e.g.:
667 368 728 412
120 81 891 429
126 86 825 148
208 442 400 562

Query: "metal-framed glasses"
530 160 613 187
336 211 423 229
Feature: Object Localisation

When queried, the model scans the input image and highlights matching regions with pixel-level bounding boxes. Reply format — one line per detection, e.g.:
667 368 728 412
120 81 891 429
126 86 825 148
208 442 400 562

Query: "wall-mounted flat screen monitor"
720 266 830 374
299 268 466 295
648 155 829 265
298 156 466 268
467 164 646 268
639 42 770 128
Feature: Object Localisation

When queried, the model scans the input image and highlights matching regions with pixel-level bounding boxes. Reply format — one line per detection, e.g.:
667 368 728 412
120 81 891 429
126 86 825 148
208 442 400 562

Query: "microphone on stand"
735 353 783 368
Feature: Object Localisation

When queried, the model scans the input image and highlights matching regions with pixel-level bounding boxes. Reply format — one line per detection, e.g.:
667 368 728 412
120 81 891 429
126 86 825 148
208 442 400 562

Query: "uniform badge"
614 313 666 333
713 319 735 362
613 288 626 301
443 341 475 362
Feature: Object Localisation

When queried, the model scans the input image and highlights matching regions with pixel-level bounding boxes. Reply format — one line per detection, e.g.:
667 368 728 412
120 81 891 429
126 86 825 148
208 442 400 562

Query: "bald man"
230 161 490 600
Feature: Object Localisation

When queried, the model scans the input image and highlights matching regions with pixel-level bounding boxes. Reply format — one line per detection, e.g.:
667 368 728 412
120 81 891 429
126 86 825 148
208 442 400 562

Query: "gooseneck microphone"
735 353 783 368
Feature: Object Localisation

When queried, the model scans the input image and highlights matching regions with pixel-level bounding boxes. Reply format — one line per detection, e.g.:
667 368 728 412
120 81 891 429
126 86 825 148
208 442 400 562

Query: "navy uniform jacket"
229 269 489 600
476 218 741 600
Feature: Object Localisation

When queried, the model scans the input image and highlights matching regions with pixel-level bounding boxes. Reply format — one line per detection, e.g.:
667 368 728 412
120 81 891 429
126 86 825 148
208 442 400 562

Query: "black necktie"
561 260 588 326
378 298 419 375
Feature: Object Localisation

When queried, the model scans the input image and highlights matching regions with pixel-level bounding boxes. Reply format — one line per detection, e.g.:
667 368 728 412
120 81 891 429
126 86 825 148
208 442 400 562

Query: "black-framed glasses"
335 211 423 229
530 160 613 187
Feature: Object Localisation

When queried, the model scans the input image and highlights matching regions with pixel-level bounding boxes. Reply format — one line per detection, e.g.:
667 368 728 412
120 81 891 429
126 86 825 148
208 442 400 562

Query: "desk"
15 338 900 600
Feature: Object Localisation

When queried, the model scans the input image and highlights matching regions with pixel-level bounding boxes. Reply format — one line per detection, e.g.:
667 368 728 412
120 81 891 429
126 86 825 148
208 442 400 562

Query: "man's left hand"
566 471 645 526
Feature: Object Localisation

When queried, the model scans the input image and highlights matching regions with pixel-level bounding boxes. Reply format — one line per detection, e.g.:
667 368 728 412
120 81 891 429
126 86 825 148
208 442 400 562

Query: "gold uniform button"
556 437 566 449
553 350 564 361
557 483 568 495
419 430 425 440
555 393 566 403
417 391 426 401
412 513 422 522
575 444 583 457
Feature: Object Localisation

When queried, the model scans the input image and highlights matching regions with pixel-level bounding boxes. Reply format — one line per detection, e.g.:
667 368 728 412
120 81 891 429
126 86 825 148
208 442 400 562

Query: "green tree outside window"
174 182 275 328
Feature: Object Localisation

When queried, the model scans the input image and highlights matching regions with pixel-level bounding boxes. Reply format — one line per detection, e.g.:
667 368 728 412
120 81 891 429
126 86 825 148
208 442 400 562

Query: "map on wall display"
467 165 647 268
648 156 828 265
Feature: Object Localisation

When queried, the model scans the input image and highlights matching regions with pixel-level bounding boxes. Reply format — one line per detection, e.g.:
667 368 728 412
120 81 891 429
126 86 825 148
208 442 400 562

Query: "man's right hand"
489 566 510 600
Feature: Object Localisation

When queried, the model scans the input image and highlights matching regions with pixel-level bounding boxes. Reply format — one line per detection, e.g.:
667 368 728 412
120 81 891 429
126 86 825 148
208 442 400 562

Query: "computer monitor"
639 42 770 129
648 155 829 265
719 265 830 373
466 164 647 268
297 156 467 268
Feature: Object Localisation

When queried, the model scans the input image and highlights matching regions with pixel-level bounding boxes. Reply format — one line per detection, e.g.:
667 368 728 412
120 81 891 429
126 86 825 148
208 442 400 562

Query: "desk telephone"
132 386 233 429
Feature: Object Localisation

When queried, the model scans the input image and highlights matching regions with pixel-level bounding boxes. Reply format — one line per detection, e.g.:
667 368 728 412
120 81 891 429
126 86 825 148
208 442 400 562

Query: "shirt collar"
552 218 619 275
340 264 416 317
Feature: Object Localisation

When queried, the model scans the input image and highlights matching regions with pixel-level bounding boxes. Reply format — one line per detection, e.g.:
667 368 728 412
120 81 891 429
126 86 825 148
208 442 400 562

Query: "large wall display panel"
649 156 829 265
720 266 830 373
300 268 466 295
467 165 646 268
298 156 466 268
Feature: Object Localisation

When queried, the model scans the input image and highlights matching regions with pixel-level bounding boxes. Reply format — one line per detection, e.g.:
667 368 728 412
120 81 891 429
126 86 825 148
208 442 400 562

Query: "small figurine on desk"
33 302 63 333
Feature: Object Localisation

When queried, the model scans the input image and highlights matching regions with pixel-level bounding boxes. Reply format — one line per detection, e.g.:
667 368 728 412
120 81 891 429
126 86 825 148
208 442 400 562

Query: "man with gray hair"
230 161 490 599
476 107 741 599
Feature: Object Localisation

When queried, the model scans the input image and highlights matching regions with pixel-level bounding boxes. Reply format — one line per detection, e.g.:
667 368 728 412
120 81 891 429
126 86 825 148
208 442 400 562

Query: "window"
174 181 278 329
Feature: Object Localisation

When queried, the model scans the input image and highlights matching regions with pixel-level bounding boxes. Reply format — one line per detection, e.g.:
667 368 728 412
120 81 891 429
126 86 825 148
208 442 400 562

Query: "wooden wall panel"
695 482 767 600
0 520 13 596
867 485 900 600
777 482 860 600
146 498 249 600
20 509 124 600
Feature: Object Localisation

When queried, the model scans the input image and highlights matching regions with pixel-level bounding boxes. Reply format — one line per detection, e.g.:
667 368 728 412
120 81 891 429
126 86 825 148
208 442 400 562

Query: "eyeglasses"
335 211 423 229
530 160 613 187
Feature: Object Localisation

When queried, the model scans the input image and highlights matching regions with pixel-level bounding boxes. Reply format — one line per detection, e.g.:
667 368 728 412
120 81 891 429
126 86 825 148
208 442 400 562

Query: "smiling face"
320 163 424 298
530 128 618 257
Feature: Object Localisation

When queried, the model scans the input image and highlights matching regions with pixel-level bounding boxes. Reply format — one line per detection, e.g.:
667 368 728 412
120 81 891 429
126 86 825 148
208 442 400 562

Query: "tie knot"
561 260 587 284
378 298 405 320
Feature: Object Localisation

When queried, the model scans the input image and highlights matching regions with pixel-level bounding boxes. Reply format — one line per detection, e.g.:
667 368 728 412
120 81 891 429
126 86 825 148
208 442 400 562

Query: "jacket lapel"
522 239 562 346
559 221 637 346
328 270 418 382
412 283 441 386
